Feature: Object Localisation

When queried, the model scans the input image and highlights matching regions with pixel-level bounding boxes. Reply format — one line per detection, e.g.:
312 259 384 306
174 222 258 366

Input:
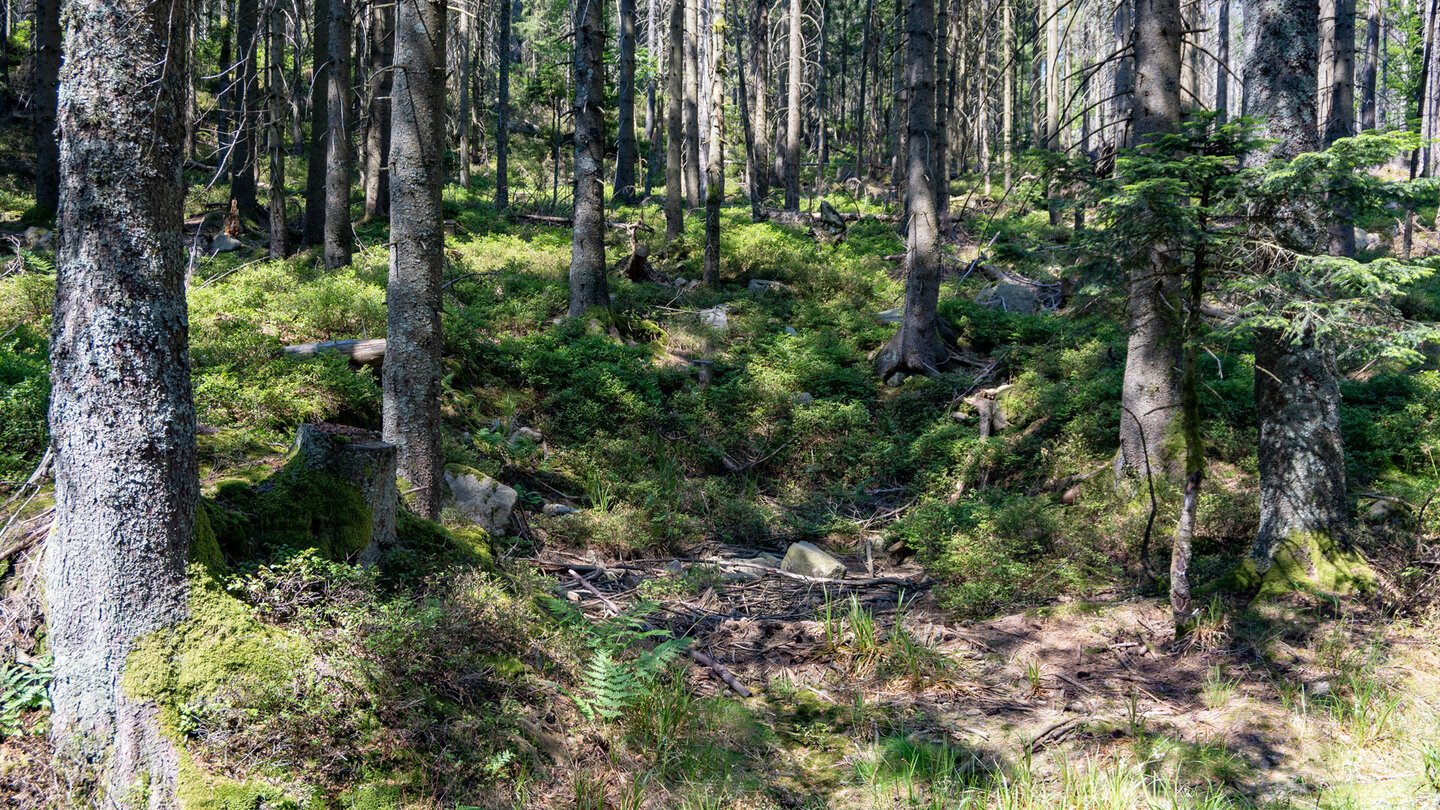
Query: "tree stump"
292 423 397 565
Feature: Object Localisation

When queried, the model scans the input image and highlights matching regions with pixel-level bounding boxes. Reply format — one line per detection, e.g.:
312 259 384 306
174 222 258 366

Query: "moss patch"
210 458 374 562
1256 531 1375 601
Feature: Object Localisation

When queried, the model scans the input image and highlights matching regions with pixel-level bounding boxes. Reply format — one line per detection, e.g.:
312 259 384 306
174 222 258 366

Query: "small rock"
210 233 243 253
1365 498 1408 522
20 226 49 250
665 560 687 574
783 326 798 336
885 372 907 387
1309 679 1332 698
543 503 578 517
444 470 518 536
781 541 847 579
791 392 814 405
508 426 543 446
819 200 847 232
748 279 785 294
698 305 729 332
876 307 904 324
720 567 763 583
674 277 688 286
744 553 782 568
975 282 1040 314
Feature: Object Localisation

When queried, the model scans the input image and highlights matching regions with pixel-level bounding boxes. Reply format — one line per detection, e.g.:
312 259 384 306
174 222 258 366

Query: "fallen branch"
282 338 387 367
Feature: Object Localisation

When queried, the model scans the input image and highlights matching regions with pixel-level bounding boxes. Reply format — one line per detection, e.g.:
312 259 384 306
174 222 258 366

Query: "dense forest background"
3 0 1440 805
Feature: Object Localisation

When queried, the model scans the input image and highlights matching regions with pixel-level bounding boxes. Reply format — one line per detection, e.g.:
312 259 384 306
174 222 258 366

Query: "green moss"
340 784 404 810
447 524 495 568
1255 531 1375 601
211 458 374 562
190 502 226 574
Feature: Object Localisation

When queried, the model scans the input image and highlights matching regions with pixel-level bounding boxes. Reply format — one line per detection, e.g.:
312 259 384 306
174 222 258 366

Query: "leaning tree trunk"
569 0 611 315
362 0 393 221
1117 0 1184 481
783 0 803 210
683 0 702 207
666 0 686 240
615 0 639 202
875 0 943 381
750 0 772 203
703 0 726 284
47 0 195 799
233 0 263 222
32 0 60 218
325 0 355 269
496 0 513 210
269 0 289 258
385 0 446 520
303 0 331 244
1241 0 1368 597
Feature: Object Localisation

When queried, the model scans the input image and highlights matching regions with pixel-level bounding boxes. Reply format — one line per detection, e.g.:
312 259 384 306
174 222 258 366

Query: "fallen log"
567 569 752 697
283 338 387 367
762 208 900 223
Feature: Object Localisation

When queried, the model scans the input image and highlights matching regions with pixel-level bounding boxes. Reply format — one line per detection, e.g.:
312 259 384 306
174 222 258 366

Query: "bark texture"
569 0 611 315
325 0 355 269
362 0 393 221
666 0 685 239
684 0 702 207
269 0 290 258
33 0 60 217
874 0 944 381
703 0 726 283
615 0 639 202
47 0 195 799
749 0 772 201
1117 0 1183 480
1359 0 1378 130
385 0 446 520
303 0 331 244
496 0 513 209
783 0 803 210
231 0 262 221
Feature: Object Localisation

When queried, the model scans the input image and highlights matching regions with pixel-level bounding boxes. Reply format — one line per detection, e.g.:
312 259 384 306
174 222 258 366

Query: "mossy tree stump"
292 423 397 565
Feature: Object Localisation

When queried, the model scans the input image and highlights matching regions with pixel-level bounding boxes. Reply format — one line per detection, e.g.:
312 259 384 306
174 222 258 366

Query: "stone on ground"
781 541 847 579
444 469 518 535
975 282 1039 314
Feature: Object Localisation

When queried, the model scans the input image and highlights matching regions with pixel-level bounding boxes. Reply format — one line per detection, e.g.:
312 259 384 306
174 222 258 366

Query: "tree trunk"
855 0 873 178
645 0 662 197
269 0 290 258
932 0 949 217
32 0 60 218
233 0 263 223
1044 0 1059 223
736 10 764 221
570 0 611 315
1359 0 1378 130
362 0 393 221
704 0 726 283
1117 0 1183 479
293 424 398 563
304 0 331 244
47 0 195 798
684 0 702 207
875 0 943 381
496 0 513 209
1112 0 1134 147
458 0 473 189
1216 0 1229 122
616 0 640 202
1002 0 1014 185
386 0 446 520
783 0 803 210
1172 198 1207 636
1323 0 1356 256
750 0 772 200
667 0 686 239
325 0 355 268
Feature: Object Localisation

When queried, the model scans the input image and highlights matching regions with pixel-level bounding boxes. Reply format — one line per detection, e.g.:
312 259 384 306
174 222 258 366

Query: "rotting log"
292 423 397 565
283 338 387 367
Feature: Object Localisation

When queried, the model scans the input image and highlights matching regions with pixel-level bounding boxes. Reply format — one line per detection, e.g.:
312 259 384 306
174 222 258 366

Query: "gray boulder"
508 426 543 446
20 226 51 250
975 282 1039 314
210 233 243 253
543 503 578 517
781 541 847 579
444 470 518 535
698 305 729 332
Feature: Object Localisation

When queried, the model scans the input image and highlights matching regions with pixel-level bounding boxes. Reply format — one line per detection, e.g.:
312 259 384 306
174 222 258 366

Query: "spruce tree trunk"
233 0 263 221
325 0 355 268
703 0 726 283
304 0 331 244
1112 0 1134 147
385 0 446 520
270 0 290 258
1117 0 1183 480
1044 0 1060 223
1241 0 1363 595
684 0 702 207
496 0 513 209
736 13 763 221
667 0 686 239
362 0 393 221
32 0 60 218
1216 0 1229 122
749 0 772 200
1323 0 1356 256
1002 0 1014 185
569 0 611 315
644 0 662 197
783 0 803 210
47 0 195 798
875 0 943 381
932 0 949 217
1360 0 1378 130
616 0 640 202
459 0 473 189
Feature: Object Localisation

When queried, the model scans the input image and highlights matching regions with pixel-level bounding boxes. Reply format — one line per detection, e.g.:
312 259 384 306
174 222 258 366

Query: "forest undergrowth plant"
1202 665 1239 709
0 655 50 737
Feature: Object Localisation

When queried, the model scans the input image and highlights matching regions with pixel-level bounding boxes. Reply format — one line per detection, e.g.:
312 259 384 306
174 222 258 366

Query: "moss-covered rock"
210 458 374 562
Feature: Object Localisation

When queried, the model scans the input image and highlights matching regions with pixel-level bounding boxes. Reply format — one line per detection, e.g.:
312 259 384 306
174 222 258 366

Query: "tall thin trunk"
783 0 803 209
1216 0 1229 122
304 0 331 243
876 0 943 380
233 0 262 220
1324 0 1356 256
645 0 662 197
667 0 686 238
1002 0 1014 186
1173 194 1206 635
616 0 640 202
270 0 290 257
684 0 702 206
1360 0 1378 130
932 0 949 217
856 0 874 177
459 0 473 188
737 11 763 221
1044 0 1060 224
48 0 195 799
362 0 393 221
496 0 513 209
750 0 772 199
1112 0 1134 147
704 0 727 282
33 0 60 217
1117 0 1183 479
817 0 830 190
325 0 354 268
570 0 611 315
386 0 446 520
